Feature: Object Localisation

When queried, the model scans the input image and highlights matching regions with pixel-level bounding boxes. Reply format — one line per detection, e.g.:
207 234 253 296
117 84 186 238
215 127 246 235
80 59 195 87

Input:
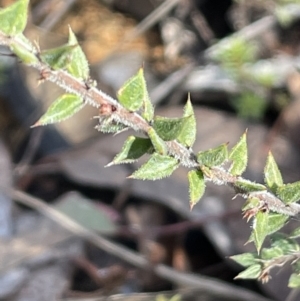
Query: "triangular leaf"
153 116 190 141
108 136 152 166
230 253 257 267
266 213 289 236
177 95 196 147
33 94 84 126
288 273 300 288
229 131 248 176
276 181 300 204
0 0 29 36
40 44 77 70
197 143 228 167
188 169 205 210
264 152 283 193
117 68 145 112
234 179 266 194
234 264 262 280
67 27 89 79
147 127 167 155
129 153 179 180
252 211 269 253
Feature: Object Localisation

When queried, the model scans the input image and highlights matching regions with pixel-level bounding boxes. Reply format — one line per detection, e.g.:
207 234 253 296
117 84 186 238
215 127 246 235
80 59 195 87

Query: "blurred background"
1 0 300 300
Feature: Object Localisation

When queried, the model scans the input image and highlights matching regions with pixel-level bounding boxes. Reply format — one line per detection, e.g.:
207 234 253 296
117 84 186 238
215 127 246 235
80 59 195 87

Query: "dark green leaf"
129 153 179 180
276 181 300 204
229 132 248 176
230 253 257 267
148 127 167 155
267 213 289 236
67 27 89 79
108 136 152 165
0 0 29 36
32 94 84 126
117 68 145 112
234 179 266 194
188 169 205 209
252 211 269 253
261 246 284 260
177 95 196 147
264 152 283 193
197 143 228 167
153 116 190 141
40 44 77 70
288 273 300 288
270 233 299 254
234 264 262 280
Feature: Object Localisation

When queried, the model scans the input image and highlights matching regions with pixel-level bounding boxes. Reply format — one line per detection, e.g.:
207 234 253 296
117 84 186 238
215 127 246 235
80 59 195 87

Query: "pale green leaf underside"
264 152 283 193
188 169 205 209
148 127 167 155
67 27 89 79
129 153 179 180
0 0 29 36
229 132 248 176
177 96 196 147
235 179 266 193
10 40 38 64
109 136 152 165
33 94 84 126
117 68 145 112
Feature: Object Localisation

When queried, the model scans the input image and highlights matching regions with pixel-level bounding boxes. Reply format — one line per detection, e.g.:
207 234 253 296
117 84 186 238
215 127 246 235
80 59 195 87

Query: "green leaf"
129 153 179 181
188 170 205 210
148 127 168 155
266 213 289 236
290 227 300 239
229 131 248 176
230 253 257 267
288 273 300 288
261 246 284 260
67 27 89 79
177 95 196 147
108 136 152 166
32 94 84 126
141 72 154 122
264 152 283 193
153 116 190 141
234 264 262 280
276 181 300 204
117 68 146 112
234 179 266 194
40 44 77 70
252 211 269 253
197 143 228 167
10 41 38 64
242 197 260 211
270 233 299 254
0 0 29 36
95 117 127 134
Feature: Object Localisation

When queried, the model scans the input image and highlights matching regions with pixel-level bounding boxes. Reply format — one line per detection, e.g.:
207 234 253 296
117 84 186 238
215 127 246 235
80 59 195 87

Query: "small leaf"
276 181 300 204
129 153 179 180
142 92 154 122
266 213 289 236
234 264 262 280
188 170 205 209
10 41 38 64
242 197 260 211
290 227 300 239
153 116 190 141
261 246 284 260
289 273 300 288
264 152 283 193
230 253 257 267
252 211 269 253
95 117 127 134
234 179 266 194
148 127 167 155
108 136 152 166
0 0 29 36
40 44 77 70
197 143 228 167
33 94 84 126
177 95 196 147
270 233 299 254
67 27 89 79
229 131 248 176
117 68 145 112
